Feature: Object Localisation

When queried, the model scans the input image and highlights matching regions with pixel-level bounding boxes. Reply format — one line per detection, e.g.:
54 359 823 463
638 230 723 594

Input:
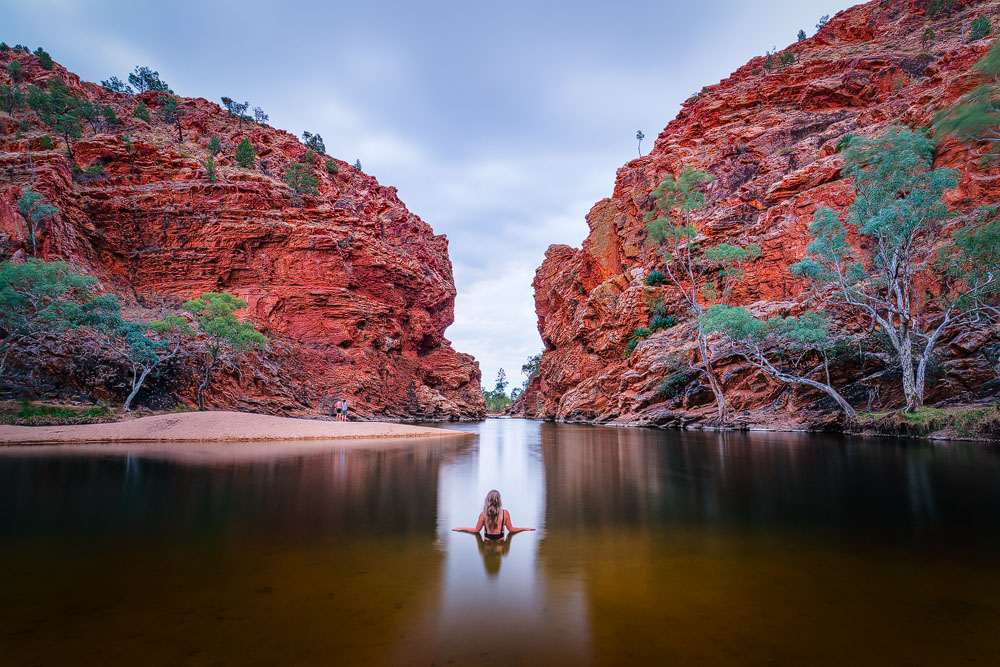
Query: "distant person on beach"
341 398 349 421
333 399 342 420
452 489 535 540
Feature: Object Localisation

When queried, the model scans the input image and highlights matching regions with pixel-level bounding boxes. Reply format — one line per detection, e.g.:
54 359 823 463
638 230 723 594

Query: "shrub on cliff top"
128 66 171 94
8 60 24 83
101 76 134 95
34 47 53 70
156 94 187 142
797 29 806 41
302 131 325 153
325 157 338 175
235 138 256 168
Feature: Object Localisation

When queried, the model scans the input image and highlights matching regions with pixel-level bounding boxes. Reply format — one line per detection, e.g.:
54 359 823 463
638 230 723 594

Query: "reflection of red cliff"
0 55 484 419
522 0 1000 428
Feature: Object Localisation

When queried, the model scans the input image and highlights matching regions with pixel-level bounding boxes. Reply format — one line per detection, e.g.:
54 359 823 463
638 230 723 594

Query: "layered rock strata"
520 0 1000 428
0 54 484 419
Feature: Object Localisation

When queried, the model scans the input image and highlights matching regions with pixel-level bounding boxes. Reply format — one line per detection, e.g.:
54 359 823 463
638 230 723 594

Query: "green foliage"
101 76 134 94
303 148 317 164
815 14 829 31
8 60 24 83
128 66 171 93
102 104 119 128
797 29 807 41
778 50 796 67
220 97 249 127
921 28 935 51
970 14 992 41
34 47 53 70
207 136 222 156
763 53 774 72
482 368 512 412
302 131 326 153
644 269 667 286
121 132 136 154
521 353 541 380
625 326 654 357
924 0 953 18
85 162 104 178
182 292 267 410
789 127 987 412
657 370 694 399
133 100 150 122
649 315 676 331
325 157 339 174
643 166 713 247
17 189 59 257
155 94 186 141
26 76 85 156
284 159 319 196
39 134 53 150
6 400 111 422
354 159 363 171
0 43 8 52
234 138 256 169
0 83 26 117
253 106 268 124
0 260 98 375
93 309 193 410
201 155 217 182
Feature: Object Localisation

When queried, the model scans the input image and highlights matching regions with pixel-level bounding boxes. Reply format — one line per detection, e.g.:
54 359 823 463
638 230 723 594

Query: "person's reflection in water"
475 532 515 577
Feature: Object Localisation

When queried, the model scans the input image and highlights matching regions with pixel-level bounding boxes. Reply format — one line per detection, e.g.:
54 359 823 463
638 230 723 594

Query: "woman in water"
452 489 535 540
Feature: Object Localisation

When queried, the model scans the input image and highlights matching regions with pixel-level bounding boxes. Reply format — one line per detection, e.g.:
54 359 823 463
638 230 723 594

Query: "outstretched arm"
453 512 485 533
504 511 535 533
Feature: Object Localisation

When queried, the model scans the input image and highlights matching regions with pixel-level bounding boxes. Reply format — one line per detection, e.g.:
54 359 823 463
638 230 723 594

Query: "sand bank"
0 411 472 445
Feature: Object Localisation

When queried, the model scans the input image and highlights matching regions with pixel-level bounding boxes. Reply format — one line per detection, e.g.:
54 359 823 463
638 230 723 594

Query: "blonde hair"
484 489 502 531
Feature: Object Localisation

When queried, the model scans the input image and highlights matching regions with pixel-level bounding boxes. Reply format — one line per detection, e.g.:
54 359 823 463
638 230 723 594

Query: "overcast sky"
3 0 858 392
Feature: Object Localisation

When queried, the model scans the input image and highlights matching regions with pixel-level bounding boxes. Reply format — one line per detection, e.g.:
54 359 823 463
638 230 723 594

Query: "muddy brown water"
2 419 1000 665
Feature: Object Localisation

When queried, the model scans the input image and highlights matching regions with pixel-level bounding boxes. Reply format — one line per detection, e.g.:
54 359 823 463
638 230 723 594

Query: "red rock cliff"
522 0 1000 428
0 53 485 419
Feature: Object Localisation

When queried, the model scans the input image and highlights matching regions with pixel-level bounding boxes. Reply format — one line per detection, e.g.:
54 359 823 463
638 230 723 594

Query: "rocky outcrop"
522 0 1000 428
0 52 484 419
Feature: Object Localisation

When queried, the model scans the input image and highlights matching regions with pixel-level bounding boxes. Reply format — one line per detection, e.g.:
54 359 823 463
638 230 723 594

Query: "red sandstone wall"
0 54 485 419
524 0 1000 427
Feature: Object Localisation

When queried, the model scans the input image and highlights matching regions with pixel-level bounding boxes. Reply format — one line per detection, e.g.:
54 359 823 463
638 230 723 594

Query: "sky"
2 0 859 392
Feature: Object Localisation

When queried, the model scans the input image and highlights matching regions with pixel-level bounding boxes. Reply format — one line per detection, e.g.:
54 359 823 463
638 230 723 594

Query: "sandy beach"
0 411 472 445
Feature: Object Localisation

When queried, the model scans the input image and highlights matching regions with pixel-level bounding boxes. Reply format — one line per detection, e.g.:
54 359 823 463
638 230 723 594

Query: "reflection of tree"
0 441 474 542
474 532 514 577
537 422 1000 543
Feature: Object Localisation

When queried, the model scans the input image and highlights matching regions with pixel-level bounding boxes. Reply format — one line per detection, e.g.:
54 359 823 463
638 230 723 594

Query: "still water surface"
2 419 1000 665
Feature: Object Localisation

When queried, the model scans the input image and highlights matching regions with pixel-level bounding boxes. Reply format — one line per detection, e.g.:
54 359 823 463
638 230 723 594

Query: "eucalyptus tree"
26 77 84 158
636 129 645 156
934 38 1000 161
791 127 1000 412
16 189 59 257
700 306 857 418
182 292 267 410
643 167 730 419
0 260 97 378
128 66 171 93
96 313 192 411
156 94 187 142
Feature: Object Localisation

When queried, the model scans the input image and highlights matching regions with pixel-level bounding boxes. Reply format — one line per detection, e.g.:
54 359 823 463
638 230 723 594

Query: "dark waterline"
2 420 1000 665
